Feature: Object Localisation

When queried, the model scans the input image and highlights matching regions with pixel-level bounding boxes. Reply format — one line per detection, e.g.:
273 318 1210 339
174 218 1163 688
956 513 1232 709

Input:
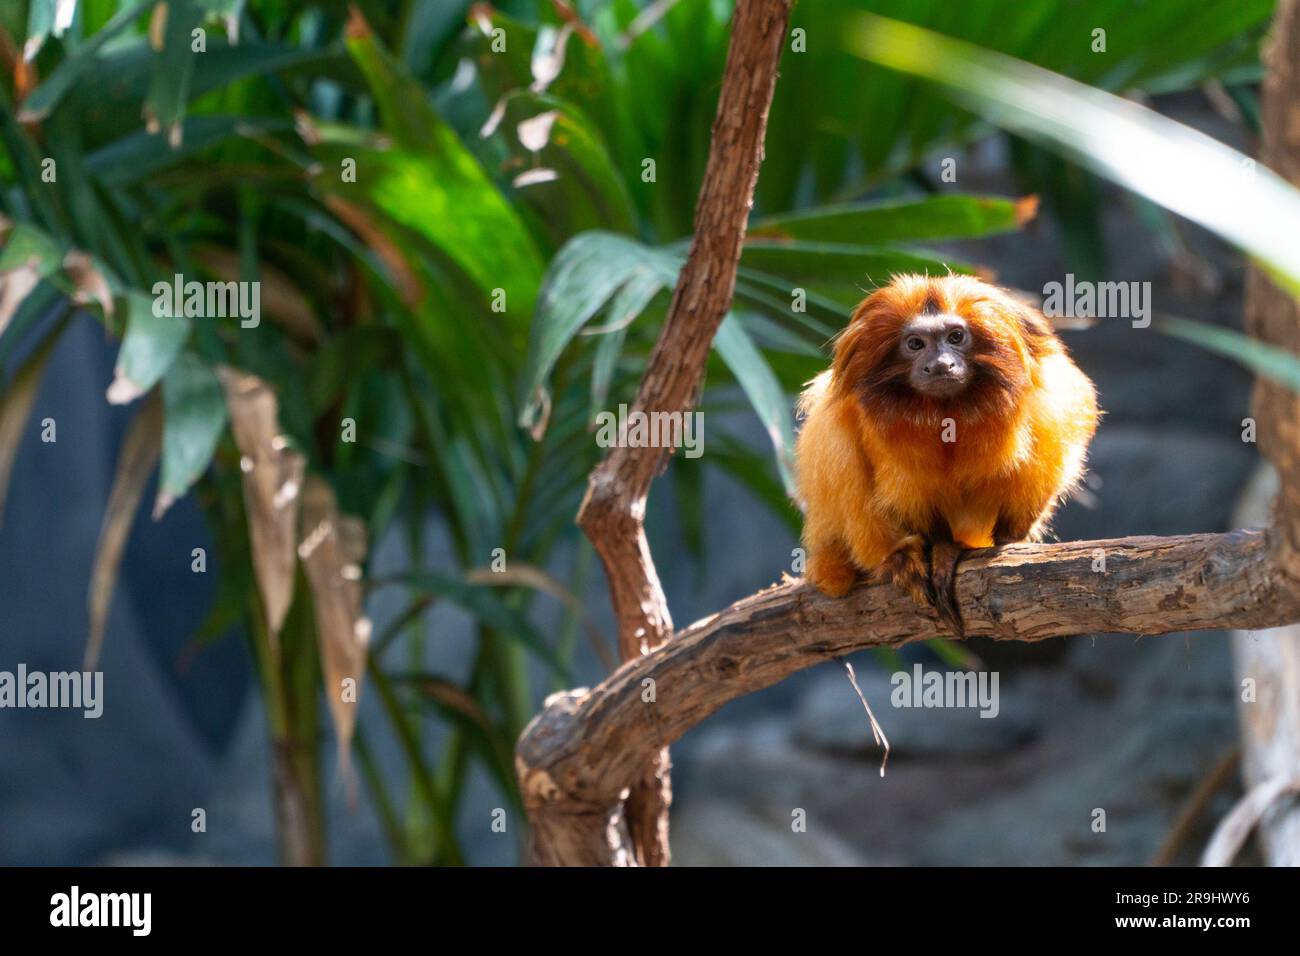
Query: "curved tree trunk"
566 0 793 867
1219 0 1300 867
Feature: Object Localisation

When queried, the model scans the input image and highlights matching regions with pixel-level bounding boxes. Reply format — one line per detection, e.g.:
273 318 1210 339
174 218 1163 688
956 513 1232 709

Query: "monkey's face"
899 314 972 399
832 275 1041 424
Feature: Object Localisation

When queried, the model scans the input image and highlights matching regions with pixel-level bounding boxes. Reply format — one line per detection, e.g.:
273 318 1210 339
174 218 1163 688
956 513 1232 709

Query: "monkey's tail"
930 538 966 638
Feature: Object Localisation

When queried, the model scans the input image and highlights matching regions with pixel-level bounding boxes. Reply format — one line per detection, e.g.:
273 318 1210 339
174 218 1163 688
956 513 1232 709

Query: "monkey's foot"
929 539 966 637
807 547 857 597
874 535 935 609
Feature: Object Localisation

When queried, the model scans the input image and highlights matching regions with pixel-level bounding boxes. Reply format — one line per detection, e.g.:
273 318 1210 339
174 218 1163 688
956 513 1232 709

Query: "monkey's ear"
830 288 894 389
831 294 877 371
1008 298 1057 358
829 318 864 380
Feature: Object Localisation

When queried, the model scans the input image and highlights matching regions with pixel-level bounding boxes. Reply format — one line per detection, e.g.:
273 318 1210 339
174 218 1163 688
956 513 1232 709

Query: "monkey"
794 273 1099 634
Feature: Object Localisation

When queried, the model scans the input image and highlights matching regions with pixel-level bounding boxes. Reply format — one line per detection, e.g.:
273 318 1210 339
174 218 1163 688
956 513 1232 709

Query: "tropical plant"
0 0 1273 864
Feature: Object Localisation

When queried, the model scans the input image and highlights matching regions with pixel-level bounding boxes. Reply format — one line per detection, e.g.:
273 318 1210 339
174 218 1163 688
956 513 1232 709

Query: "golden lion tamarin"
795 274 1099 633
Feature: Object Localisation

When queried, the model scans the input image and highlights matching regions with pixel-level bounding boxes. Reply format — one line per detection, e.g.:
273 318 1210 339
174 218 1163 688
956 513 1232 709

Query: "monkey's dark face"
898 314 972 398
833 275 1045 425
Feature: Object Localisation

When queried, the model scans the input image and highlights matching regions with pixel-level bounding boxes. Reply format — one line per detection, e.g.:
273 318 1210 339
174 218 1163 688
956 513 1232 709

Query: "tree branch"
1231 0 1300 865
518 528 1300 865
570 0 792 866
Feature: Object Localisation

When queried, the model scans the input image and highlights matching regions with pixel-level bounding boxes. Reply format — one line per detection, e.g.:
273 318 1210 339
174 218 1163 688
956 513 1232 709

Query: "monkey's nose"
925 358 955 376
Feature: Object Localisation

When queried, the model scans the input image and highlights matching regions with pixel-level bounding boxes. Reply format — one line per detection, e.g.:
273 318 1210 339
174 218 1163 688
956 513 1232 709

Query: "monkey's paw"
807 548 857 597
873 535 936 610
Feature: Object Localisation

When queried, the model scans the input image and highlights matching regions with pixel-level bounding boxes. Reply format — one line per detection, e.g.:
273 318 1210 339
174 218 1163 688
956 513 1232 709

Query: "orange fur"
795 274 1099 612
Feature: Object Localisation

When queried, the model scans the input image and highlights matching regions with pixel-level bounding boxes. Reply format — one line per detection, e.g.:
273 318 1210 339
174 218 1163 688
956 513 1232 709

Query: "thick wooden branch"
518 529 1300 865
570 0 792 866
1233 0 1300 865
1248 0 1300 561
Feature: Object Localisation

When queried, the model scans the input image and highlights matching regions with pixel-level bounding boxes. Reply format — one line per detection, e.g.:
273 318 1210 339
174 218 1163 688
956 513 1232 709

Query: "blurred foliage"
850 10 1300 386
0 0 1274 864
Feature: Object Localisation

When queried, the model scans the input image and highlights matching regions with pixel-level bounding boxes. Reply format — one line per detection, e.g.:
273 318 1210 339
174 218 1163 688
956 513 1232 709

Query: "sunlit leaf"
714 313 796 495
519 230 675 429
749 194 1037 245
848 13 1300 296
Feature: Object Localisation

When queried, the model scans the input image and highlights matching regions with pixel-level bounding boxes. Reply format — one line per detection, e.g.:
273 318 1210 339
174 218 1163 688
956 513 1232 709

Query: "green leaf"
85 117 294 187
107 291 190 405
457 6 633 171
0 222 64 274
847 13 1300 297
143 0 205 147
757 0 1272 209
25 1 63 59
155 351 227 518
713 313 796 495
17 0 154 122
387 571 571 681
1159 317 1300 394
741 239 975 287
313 143 542 323
0 225 65 337
482 90 637 248
749 194 1036 245
519 230 675 429
341 15 548 304
587 269 665 419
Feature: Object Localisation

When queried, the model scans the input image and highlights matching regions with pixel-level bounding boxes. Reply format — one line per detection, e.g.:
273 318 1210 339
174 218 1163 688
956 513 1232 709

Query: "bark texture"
520 530 1300 865
1227 0 1300 867
571 0 792 866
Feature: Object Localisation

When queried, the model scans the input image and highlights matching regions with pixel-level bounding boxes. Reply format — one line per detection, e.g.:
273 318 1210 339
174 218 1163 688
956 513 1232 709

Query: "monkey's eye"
905 336 925 351
947 329 966 345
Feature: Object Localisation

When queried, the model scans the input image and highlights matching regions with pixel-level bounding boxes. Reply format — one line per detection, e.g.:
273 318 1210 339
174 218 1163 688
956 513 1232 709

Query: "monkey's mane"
830 274 1055 428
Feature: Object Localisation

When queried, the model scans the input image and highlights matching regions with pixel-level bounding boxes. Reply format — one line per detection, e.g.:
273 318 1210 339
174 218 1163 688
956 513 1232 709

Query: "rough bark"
571 0 792 866
519 529 1300 865
1227 0 1300 866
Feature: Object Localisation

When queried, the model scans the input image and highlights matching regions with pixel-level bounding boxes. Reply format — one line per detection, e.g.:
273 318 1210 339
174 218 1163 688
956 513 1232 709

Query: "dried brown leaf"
0 320 61 527
148 2 169 51
87 393 162 669
62 250 114 318
219 367 305 651
298 475 370 784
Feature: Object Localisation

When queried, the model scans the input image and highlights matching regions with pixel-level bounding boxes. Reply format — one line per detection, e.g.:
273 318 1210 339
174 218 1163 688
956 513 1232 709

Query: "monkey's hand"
872 535 935 610
873 535 965 637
